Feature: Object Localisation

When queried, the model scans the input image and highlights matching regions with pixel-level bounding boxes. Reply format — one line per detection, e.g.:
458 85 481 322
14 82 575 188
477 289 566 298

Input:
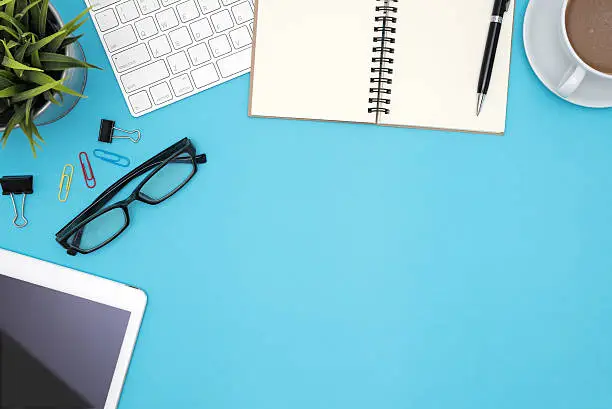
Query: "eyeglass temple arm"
58 152 207 238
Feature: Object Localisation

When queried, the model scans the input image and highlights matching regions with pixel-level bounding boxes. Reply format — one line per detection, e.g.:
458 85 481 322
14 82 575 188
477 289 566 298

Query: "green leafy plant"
0 0 99 154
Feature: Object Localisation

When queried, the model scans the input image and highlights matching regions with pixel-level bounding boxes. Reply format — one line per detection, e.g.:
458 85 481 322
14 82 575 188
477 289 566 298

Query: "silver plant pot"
0 3 89 131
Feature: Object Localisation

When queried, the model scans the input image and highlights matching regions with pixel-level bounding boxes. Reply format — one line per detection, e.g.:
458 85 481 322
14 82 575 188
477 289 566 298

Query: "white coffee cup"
557 0 612 98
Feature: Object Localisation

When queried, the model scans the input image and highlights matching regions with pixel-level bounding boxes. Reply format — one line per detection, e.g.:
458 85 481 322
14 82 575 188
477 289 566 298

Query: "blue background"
2 1 612 408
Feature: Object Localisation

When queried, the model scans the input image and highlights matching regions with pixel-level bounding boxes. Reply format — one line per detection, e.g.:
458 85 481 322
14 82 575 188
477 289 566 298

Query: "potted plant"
0 0 98 154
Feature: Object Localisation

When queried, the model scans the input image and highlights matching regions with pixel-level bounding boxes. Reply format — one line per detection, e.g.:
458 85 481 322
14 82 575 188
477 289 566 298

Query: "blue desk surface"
2 1 612 408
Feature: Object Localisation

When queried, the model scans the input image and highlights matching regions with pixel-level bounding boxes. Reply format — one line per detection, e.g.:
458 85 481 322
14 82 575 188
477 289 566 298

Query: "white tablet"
0 248 147 409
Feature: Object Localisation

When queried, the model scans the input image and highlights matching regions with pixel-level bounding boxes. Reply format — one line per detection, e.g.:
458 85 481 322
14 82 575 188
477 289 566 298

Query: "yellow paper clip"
58 164 74 203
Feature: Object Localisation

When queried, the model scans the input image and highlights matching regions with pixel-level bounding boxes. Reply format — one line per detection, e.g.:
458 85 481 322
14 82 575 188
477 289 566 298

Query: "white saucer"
524 0 612 108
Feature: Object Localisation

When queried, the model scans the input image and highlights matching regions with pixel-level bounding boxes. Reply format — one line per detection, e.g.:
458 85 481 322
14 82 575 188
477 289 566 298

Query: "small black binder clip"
1 175 33 228
98 119 141 144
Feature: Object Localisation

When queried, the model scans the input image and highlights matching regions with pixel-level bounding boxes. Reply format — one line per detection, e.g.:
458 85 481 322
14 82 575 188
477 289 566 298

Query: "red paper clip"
79 152 96 189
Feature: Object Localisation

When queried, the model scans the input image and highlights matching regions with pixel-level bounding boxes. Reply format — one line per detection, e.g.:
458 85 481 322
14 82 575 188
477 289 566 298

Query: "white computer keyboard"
86 0 254 117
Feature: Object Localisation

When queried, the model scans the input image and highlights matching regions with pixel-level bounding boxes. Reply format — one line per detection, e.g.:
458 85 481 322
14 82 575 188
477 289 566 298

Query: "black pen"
476 0 511 116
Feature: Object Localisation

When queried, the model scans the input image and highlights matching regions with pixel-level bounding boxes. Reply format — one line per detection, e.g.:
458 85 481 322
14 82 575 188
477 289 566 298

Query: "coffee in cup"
558 0 612 97
565 0 612 74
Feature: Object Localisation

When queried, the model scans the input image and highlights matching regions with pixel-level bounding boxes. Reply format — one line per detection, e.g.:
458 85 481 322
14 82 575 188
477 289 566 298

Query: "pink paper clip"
79 152 96 189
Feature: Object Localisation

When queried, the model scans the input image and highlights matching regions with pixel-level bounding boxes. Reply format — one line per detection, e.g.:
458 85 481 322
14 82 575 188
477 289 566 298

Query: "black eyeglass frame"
56 138 207 256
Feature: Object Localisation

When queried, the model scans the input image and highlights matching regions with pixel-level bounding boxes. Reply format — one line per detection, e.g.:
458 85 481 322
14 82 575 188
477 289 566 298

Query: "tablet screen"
0 273 132 409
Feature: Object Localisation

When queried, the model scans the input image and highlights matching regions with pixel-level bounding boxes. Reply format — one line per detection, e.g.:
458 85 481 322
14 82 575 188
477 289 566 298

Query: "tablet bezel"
0 248 147 409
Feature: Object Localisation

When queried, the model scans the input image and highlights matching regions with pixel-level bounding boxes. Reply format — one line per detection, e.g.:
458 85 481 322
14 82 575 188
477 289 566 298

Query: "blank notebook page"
249 0 375 124
380 0 514 134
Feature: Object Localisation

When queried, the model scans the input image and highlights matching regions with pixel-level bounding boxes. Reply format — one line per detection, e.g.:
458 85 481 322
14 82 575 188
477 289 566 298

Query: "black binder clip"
98 119 141 144
1 175 33 228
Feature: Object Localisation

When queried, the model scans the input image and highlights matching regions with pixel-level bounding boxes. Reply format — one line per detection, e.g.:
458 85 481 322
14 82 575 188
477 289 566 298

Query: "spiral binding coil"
369 0 398 118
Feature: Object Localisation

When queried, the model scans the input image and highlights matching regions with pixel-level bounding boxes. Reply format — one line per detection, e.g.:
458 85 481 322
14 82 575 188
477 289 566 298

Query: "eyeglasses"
56 138 207 256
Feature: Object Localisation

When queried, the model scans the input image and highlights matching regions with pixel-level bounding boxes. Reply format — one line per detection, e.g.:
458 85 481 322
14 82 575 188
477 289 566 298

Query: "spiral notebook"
248 0 515 135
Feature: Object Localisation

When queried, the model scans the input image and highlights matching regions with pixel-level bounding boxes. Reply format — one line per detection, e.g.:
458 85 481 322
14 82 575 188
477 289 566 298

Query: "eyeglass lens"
67 207 127 251
140 155 195 203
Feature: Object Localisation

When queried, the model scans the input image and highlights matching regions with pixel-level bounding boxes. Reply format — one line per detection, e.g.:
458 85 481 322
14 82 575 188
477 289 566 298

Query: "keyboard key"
128 90 152 113
210 10 233 32
121 60 170 92
221 0 238 5
217 47 250 77
231 2 252 24
229 26 250 49
95 9 119 31
104 25 138 52
169 26 193 49
116 1 140 22
149 35 172 57
187 43 211 65
156 8 179 30
136 0 160 14
176 0 200 22
170 74 193 96
190 18 213 41
208 35 231 57
191 63 219 88
112 43 151 72
161 0 180 4
150 82 173 104
135 16 158 39
91 0 120 10
167 51 190 74
197 0 220 14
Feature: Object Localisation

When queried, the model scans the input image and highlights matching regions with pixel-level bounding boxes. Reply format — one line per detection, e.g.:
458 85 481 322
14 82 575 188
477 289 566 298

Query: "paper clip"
1 175 33 228
99 119 141 144
79 152 96 189
93 149 131 168
58 164 74 203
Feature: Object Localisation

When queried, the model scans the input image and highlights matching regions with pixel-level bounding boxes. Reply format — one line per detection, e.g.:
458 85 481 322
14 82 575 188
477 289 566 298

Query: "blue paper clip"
93 149 131 168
